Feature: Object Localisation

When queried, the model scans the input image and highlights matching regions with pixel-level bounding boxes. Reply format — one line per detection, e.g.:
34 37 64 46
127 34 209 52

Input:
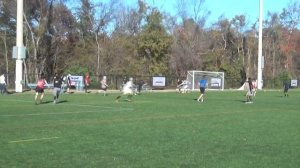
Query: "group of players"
33 72 290 105
34 73 71 105
33 73 135 105
177 78 207 102
176 77 260 104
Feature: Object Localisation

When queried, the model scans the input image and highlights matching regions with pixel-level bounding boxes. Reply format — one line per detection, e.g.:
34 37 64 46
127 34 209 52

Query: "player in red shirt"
252 79 257 96
35 73 49 104
84 72 90 93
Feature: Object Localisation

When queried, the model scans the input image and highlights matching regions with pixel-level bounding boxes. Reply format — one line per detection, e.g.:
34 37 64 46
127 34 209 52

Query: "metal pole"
257 0 263 89
15 0 24 92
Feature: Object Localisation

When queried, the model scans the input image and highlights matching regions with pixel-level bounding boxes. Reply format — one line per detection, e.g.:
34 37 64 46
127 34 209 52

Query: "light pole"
257 0 263 89
15 0 24 92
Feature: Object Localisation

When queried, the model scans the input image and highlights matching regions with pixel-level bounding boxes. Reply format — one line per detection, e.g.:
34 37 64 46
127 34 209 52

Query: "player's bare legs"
115 95 121 102
197 94 204 102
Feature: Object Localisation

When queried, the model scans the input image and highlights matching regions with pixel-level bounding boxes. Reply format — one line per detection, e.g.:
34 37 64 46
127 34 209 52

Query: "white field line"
0 108 134 117
9 137 59 143
1 98 122 109
3 99 121 108
1 99 34 103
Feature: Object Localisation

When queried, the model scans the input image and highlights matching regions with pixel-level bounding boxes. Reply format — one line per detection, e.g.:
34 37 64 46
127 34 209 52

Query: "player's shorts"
101 87 107 91
200 87 205 94
35 87 44 93
53 87 61 96
246 90 253 96
123 88 133 95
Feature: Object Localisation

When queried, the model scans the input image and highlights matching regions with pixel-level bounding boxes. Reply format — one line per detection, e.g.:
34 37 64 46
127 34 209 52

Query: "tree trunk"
24 14 39 81
1 31 9 86
95 33 101 79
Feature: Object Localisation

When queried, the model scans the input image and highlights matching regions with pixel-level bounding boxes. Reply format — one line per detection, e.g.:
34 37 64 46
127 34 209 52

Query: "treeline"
0 0 299 88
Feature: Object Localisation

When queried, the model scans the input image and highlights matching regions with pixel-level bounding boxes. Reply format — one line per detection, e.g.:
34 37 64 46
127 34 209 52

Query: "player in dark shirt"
283 81 289 97
53 74 63 104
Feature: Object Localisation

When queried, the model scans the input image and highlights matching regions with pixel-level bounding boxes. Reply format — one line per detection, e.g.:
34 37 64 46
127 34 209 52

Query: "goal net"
186 70 225 90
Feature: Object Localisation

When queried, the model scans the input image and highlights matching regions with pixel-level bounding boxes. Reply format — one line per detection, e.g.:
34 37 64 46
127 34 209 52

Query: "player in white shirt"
115 77 135 102
0 74 7 95
98 76 109 96
177 79 190 93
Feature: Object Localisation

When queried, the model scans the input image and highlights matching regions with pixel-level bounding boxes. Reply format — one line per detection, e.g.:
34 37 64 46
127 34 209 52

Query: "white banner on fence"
152 77 166 87
291 79 297 87
210 78 221 87
68 75 84 90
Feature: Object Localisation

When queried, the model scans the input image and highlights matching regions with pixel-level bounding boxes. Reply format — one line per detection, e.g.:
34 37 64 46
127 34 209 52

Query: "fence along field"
0 90 299 167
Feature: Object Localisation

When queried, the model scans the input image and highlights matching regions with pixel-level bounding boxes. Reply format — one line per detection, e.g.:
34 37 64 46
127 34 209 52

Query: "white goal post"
186 70 225 90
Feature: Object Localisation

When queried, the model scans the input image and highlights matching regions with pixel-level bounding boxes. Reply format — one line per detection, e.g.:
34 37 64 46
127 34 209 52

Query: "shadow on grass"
56 100 68 104
4 88 32 94
234 99 247 103
3 90 17 95
65 91 75 94
42 100 69 104
40 100 53 104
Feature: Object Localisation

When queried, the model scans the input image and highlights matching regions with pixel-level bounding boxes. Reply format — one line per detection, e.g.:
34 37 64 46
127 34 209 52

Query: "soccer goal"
186 70 225 90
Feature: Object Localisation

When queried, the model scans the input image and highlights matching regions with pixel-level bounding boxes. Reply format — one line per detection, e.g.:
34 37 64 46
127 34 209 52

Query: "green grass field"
0 90 299 168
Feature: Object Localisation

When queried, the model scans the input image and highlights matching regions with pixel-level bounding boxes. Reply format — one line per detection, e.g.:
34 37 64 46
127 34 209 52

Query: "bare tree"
0 31 9 85
175 0 210 26
279 1 300 76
